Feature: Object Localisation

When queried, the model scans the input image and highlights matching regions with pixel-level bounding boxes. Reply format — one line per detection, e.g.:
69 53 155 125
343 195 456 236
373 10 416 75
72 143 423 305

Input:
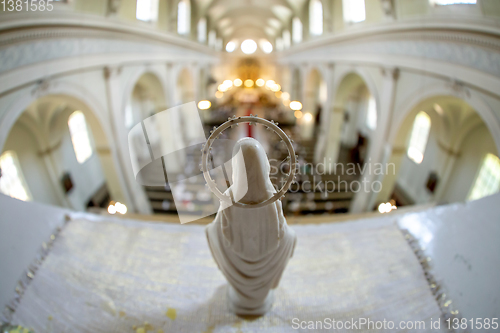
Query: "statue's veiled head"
230 137 275 204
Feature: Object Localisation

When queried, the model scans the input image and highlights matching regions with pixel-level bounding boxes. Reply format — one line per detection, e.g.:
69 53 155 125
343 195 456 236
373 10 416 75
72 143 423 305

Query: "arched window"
407 111 431 164
208 30 216 48
177 0 191 35
0 151 31 201
136 0 159 22
468 153 500 201
309 0 323 36
366 95 377 130
429 0 476 5
68 111 93 164
342 0 366 23
197 17 207 43
292 17 303 43
282 30 291 49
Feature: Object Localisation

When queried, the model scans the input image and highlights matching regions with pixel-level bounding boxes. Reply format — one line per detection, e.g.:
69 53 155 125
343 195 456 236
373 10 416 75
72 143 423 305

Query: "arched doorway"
323 72 378 168
377 96 499 208
125 72 167 129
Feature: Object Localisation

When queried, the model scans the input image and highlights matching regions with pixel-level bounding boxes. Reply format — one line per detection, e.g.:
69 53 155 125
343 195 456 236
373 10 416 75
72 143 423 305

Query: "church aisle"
11 215 443 332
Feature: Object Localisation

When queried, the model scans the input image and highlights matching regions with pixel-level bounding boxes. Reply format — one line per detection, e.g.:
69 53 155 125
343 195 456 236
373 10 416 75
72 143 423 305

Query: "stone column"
192 63 201 103
39 141 74 209
322 106 344 168
434 142 460 201
166 62 178 107
314 63 335 164
350 67 400 213
375 144 405 204
103 66 151 214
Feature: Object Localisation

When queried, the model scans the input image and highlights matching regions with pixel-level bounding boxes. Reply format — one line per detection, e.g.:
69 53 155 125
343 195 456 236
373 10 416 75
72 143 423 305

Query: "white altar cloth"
10 215 444 332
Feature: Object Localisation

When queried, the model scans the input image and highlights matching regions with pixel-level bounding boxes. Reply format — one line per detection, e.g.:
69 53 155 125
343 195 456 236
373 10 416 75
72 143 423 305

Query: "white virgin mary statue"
206 137 297 316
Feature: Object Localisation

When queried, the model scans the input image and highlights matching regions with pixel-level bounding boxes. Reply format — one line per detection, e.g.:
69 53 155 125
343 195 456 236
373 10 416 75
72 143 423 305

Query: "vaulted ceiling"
195 0 306 41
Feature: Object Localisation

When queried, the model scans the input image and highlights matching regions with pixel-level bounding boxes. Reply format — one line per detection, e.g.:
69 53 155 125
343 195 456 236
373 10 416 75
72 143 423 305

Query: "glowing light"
283 99 290 107
260 40 273 54
215 91 224 98
244 79 254 87
218 80 233 93
271 84 281 92
378 202 397 214
225 41 236 52
108 204 117 214
233 78 242 87
281 92 290 100
108 201 128 214
241 39 257 54
303 112 313 122
197 100 211 110
275 91 282 98
115 202 128 214
290 101 302 111
256 78 265 87
294 110 303 118
265 80 276 89
378 203 385 213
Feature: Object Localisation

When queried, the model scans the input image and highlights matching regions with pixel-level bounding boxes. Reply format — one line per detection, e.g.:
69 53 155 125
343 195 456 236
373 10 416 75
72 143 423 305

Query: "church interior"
0 0 499 331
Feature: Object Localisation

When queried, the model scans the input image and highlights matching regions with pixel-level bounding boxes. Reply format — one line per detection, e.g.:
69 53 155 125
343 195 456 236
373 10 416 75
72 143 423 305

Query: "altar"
9 214 443 332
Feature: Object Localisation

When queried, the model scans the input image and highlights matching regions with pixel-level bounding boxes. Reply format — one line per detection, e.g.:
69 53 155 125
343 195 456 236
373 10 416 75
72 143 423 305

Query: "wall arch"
0 82 132 209
122 67 169 122
332 67 380 121
377 91 500 207
389 83 500 155
321 69 380 166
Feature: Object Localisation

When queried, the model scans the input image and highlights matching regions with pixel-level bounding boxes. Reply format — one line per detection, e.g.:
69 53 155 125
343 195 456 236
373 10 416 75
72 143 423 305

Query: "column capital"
380 0 396 20
31 77 52 97
438 141 461 157
381 66 400 81
106 0 121 16
103 66 121 80
448 79 471 99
